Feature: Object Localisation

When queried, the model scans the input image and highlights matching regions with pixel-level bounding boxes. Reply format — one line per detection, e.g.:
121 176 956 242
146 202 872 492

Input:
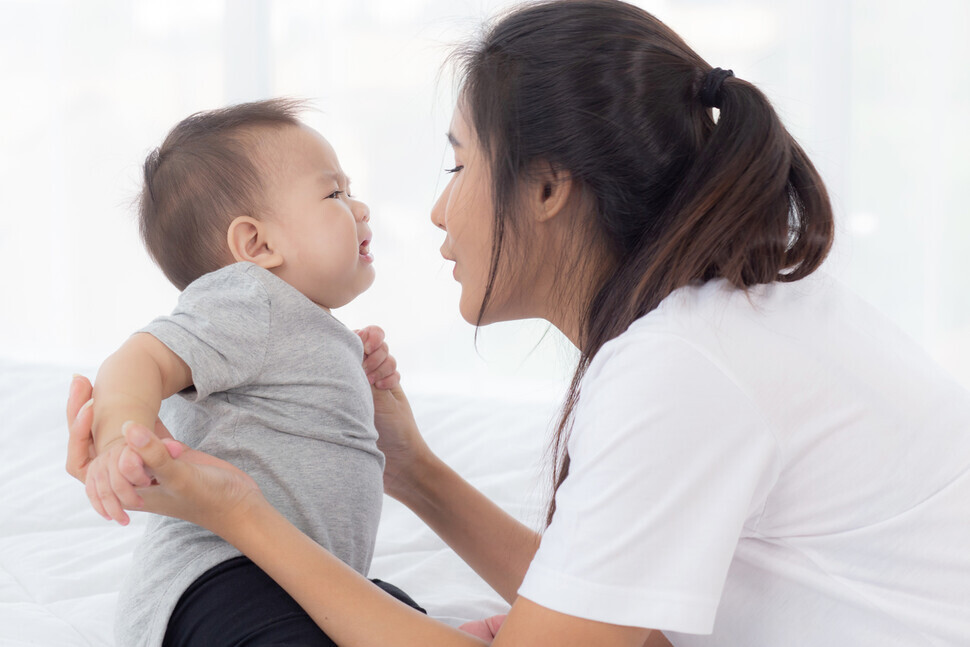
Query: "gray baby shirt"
115 262 385 647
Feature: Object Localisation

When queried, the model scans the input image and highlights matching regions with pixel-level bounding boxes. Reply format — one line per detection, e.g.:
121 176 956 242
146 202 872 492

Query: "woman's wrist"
386 447 446 510
215 489 281 554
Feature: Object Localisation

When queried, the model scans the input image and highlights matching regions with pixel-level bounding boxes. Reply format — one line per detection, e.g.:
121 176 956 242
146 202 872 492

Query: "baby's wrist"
94 432 128 455
93 408 156 454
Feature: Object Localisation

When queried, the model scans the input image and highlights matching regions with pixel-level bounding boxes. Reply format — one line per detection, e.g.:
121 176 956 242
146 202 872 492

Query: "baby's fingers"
368 352 398 387
110 464 144 513
85 472 110 521
374 370 401 391
95 469 130 526
119 446 153 488
356 325 386 355
362 342 389 375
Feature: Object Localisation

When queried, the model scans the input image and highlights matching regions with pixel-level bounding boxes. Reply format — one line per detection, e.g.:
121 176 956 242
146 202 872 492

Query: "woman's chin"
457 294 484 325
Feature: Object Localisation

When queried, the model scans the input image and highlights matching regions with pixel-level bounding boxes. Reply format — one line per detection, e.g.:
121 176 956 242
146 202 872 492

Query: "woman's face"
431 104 584 335
431 107 501 324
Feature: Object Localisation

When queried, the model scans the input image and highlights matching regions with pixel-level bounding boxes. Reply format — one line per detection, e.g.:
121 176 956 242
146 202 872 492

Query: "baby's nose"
354 202 370 222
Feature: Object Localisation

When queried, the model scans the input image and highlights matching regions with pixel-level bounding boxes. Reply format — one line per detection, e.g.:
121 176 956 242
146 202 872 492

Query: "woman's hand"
66 375 262 535
66 377 160 524
67 375 176 482
356 326 434 501
118 423 264 537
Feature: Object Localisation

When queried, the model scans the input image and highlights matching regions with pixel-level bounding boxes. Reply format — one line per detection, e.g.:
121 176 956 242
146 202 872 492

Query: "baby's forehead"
249 122 337 183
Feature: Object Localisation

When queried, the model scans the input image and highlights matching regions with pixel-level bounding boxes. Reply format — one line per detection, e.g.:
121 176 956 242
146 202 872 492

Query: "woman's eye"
326 190 345 199
445 165 464 174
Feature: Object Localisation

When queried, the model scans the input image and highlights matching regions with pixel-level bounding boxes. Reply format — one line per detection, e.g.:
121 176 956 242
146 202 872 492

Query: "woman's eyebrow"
446 132 462 148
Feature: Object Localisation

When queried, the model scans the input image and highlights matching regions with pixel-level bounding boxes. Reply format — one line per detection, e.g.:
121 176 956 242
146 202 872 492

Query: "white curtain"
1 0 967 394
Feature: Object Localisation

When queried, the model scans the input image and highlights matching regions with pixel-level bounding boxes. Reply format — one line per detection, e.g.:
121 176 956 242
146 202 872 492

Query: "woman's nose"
430 191 446 231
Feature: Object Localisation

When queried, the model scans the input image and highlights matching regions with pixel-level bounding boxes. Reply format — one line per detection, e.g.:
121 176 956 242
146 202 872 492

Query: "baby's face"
260 124 375 310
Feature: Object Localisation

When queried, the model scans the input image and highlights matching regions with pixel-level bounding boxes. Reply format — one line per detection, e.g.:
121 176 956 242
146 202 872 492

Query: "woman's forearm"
227 498 488 647
395 452 541 604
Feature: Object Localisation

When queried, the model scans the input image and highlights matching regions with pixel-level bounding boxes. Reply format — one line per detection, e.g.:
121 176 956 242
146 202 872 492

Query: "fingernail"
123 422 150 447
76 398 94 421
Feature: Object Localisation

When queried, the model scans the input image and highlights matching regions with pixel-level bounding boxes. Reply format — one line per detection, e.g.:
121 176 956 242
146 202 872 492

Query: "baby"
86 99 421 646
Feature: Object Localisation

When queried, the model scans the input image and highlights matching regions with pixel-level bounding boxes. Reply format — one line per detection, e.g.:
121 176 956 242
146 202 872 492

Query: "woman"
66 1 970 645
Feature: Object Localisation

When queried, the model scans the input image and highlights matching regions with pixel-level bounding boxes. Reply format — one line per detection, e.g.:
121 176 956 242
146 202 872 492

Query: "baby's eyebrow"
317 171 350 186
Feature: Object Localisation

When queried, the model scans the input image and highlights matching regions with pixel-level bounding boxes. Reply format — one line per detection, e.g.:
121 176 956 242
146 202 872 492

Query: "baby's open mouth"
359 239 371 256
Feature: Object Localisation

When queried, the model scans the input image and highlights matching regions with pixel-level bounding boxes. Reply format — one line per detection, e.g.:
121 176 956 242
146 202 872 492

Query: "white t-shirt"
518 272 970 646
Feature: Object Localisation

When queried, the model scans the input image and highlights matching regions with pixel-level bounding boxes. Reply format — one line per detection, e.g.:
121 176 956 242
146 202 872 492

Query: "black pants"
163 556 426 646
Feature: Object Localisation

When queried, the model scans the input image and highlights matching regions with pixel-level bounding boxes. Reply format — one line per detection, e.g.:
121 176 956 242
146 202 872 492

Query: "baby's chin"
314 266 377 310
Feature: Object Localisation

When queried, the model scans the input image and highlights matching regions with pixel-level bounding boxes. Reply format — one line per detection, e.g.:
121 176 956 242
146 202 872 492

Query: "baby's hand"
356 325 400 390
84 423 153 525
355 326 430 499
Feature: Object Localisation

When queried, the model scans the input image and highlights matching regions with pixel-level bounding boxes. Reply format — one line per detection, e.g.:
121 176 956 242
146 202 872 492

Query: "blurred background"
1 0 968 397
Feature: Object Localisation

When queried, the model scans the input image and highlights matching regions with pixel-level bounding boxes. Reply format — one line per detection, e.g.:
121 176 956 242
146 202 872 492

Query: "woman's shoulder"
584 270 887 403
600 270 860 363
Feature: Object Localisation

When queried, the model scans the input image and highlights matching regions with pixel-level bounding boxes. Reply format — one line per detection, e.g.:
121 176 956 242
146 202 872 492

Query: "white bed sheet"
0 358 557 645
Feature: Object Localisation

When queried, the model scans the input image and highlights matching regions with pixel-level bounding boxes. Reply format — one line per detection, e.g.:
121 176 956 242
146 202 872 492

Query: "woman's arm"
121 423 655 647
385 422 672 647
358 326 541 603
397 448 541 604
67 376 663 646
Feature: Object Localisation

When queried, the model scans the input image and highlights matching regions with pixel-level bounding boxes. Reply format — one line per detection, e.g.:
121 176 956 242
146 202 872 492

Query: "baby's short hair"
139 98 305 290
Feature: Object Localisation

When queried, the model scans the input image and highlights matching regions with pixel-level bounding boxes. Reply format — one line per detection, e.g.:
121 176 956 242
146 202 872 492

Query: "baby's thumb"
123 422 178 479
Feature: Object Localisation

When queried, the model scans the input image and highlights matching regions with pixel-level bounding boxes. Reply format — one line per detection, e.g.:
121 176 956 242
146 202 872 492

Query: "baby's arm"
88 332 192 525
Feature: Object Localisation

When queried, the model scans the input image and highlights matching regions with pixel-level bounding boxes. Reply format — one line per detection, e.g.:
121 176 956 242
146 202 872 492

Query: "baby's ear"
226 216 283 269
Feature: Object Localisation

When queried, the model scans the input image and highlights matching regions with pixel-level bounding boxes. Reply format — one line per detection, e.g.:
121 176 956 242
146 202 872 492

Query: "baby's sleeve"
138 264 271 402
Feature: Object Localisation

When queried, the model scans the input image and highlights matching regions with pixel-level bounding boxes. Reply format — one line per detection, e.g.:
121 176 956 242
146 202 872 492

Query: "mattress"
0 358 557 645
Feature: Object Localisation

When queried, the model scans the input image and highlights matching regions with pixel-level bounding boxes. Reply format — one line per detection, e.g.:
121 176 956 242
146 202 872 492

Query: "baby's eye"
445 165 464 174
326 190 345 199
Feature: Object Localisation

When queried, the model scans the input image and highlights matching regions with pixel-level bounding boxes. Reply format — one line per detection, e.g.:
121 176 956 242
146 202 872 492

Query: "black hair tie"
700 67 734 109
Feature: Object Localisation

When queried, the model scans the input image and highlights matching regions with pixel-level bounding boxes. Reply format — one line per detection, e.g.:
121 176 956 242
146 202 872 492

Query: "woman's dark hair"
139 98 305 290
454 0 834 525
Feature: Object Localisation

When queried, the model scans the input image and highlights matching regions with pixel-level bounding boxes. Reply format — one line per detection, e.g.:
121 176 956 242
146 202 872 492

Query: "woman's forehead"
447 107 476 151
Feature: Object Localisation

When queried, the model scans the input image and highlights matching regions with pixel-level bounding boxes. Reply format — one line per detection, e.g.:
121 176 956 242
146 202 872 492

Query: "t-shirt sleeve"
518 333 778 634
138 264 272 402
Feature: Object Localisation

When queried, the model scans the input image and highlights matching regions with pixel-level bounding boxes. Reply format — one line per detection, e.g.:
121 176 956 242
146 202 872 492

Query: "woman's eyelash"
445 165 464 174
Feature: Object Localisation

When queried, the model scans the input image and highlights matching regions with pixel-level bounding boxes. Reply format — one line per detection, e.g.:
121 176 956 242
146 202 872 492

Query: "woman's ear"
226 216 284 269
531 162 574 223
